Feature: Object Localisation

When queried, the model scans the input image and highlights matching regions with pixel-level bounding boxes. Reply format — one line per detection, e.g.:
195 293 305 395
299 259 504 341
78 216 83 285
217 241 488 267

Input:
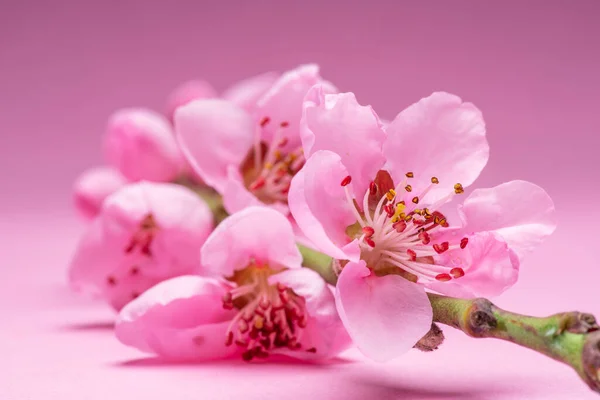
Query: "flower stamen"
341 170 470 284
222 265 311 361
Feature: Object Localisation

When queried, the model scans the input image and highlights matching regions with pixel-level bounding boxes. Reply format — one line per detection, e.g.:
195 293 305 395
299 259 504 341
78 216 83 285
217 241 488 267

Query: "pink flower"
72 71 279 220
73 167 127 220
115 207 351 361
69 182 214 311
289 87 557 361
104 108 186 182
174 64 335 218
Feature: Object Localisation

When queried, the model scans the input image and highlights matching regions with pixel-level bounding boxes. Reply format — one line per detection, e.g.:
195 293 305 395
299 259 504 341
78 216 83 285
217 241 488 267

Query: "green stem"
429 294 600 393
300 245 600 394
175 178 229 224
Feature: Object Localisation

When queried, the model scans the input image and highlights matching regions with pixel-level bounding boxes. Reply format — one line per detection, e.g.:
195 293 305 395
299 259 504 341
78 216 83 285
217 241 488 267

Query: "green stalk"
300 245 600 394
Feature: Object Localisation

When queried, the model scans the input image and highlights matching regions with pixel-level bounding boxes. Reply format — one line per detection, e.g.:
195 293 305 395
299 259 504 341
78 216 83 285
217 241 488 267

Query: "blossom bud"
104 108 184 182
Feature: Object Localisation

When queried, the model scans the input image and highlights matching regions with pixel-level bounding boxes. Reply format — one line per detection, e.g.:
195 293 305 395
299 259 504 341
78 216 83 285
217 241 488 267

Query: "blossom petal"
288 150 361 262
68 217 170 311
73 167 127 220
335 261 433 362
301 86 386 198
201 207 302 277
174 99 254 193
222 72 280 112
458 180 556 261
255 64 333 149
104 108 184 182
115 275 239 360
139 183 214 277
268 268 352 360
221 165 264 214
384 92 488 203
165 80 218 121
69 182 214 310
428 231 519 298
100 183 214 276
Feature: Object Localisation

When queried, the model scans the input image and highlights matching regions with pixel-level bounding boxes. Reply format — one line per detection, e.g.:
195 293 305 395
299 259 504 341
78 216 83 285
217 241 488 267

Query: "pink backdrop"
2 1 599 399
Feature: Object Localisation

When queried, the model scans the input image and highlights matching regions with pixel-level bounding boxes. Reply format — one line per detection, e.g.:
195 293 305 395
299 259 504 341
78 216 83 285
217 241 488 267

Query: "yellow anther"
412 196 419 204
431 177 439 184
406 172 414 178
454 183 464 194
386 189 396 201
390 202 406 223
273 150 282 161
395 202 406 214
254 316 264 329
264 162 273 170
405 185 412 192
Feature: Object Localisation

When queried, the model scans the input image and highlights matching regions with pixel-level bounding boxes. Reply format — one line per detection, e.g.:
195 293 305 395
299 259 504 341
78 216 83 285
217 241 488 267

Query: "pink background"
1 1 599 399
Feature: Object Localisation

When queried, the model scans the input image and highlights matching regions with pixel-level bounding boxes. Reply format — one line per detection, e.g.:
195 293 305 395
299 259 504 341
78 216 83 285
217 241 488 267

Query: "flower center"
221 263 314 361
124 213 159 256
341 171 468 283
241 117 305 205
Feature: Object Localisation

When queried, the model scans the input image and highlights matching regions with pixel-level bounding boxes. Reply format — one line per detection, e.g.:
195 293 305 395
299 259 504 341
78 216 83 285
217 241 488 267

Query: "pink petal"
458 180 556 261
68 216 127 295
201 207 302 277
174 99 255 193
255 64 333 149
221 165 264 214
268 268 352 360
301 86 386 198
115 275 239 360
427 231 520 298
165 80 218 121
221 72 280 112
104 108 184 182
288 150 361 262
69 182 214 310
335 261 433 362
138 183 214 277
73 167 127 220
68 216 167 311
384 92 489 203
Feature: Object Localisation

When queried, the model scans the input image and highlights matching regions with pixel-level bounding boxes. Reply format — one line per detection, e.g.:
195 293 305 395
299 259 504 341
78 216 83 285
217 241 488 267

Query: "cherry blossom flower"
289 86 556 361
174 64 335 218
69 182 214 311
73 166 127 220
115 207 350 361
73 72 280 219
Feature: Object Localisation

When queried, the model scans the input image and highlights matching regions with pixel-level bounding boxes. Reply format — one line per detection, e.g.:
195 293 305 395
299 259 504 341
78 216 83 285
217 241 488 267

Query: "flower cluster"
68 64 556 364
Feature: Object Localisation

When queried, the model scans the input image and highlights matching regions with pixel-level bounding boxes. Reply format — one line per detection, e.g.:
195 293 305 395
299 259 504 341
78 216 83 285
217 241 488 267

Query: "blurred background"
1 1 599 399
